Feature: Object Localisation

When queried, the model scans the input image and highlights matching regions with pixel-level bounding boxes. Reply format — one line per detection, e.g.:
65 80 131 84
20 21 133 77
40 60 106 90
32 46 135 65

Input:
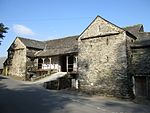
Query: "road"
0 75 150 113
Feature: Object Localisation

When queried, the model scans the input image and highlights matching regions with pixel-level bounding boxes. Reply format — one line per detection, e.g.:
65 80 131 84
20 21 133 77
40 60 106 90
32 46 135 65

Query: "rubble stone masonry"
8 38 26 80
78 16 133 98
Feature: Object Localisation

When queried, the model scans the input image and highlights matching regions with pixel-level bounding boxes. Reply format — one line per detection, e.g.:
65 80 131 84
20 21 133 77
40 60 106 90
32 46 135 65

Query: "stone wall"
131 47 150 97
26 57 38 72
131 47 150 75
126 35 135 98
8 38 27 80
79 16 123 40
26 48 40 79
78 16 133 98
26 48 40 57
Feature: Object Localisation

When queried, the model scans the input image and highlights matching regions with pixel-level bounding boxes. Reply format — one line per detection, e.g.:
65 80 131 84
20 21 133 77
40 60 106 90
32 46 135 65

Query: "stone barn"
4 15 150 98
78 16 136 98
4 36 78 89
125 25 150 98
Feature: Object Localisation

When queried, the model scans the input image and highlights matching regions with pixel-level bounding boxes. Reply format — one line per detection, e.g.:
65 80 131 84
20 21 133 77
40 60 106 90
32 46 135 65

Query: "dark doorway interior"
60 55 67 72
135 76 147 97
38 58 43 69
68 55 73 72
60 55 74 72
148 77 150 97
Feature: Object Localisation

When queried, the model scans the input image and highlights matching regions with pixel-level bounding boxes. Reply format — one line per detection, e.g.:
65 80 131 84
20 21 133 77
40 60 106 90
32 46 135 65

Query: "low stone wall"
9 75 26 81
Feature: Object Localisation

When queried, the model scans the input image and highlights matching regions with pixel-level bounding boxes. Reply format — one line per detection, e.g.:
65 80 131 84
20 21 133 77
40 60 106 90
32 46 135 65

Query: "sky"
0 0 150 57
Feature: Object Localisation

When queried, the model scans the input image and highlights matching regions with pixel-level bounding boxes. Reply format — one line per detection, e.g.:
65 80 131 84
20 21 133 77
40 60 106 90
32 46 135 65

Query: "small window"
99 25 101 31
90 44 92 48
106 56 109 62
131 40 134 43
106 38 109 45
103 55 109 63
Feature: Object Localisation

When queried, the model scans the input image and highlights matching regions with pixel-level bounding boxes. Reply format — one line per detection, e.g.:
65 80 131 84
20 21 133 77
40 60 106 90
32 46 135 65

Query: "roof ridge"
17 36 45 49
17 36 44 43
44 35 79 42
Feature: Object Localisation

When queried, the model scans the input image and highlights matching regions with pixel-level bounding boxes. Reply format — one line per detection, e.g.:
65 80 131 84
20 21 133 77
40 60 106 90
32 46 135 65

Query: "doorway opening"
60 55 75 72
60 55 67 72
134 76 147 97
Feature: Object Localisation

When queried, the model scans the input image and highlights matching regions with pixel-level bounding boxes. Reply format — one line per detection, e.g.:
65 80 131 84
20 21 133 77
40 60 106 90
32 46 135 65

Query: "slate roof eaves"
123 24 143 37
35 35 79 57
18 37 45 50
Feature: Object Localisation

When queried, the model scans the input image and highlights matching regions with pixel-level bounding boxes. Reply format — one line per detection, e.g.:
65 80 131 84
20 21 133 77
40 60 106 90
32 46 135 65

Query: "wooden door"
135 76 147 97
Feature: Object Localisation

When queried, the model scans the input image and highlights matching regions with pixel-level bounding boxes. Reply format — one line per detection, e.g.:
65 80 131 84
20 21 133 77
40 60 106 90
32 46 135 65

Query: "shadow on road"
0 76 7 80
103 100 149 113
0 76 150 113
0 83 70 113
0 81 88 113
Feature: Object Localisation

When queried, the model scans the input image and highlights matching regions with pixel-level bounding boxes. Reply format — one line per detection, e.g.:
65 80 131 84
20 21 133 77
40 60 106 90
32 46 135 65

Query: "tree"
0 23 9 45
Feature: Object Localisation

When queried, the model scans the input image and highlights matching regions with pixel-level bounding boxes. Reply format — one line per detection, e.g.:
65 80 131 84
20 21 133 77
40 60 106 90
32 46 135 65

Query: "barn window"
90 44 92 48
99 25 102 32
106 38 109 45
106 55 109 62
131 39 134 43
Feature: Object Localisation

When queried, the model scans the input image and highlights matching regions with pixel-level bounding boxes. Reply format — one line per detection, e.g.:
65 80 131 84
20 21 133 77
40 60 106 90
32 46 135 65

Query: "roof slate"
17 23 150 52
131 32 150 47
18 37 45 50
124 24 150 47
36 35 78 57
124 24 144 37
36 47 78 57
45 35 78 49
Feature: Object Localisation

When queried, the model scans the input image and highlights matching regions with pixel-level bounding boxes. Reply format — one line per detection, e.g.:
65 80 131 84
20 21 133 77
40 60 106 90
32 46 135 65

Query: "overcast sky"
0 0 150 57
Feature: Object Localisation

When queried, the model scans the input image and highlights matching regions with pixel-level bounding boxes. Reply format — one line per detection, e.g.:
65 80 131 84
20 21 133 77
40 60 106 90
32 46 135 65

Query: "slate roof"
124 24 150 47
137 32 150 41
18 37 45 50
36 35 78 57
45 35 78 50
17 23 150 53
124 24 143 37
0 57 6 69
131 32 150 47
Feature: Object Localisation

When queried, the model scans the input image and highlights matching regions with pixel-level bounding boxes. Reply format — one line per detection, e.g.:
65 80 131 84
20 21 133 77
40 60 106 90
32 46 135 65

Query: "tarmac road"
0 75 150 113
